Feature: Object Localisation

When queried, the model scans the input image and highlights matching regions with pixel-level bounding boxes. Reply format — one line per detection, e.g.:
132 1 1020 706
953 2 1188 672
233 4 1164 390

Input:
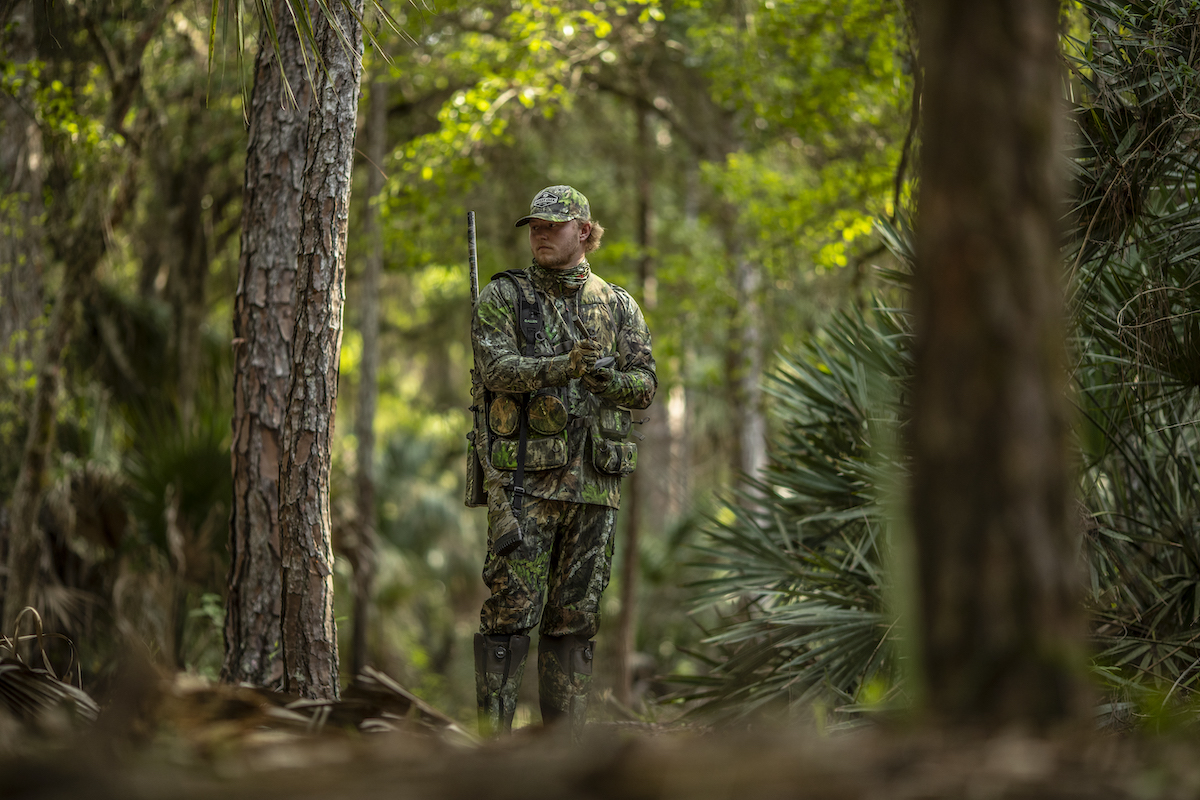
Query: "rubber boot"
538 634 594 741
474 632 530 736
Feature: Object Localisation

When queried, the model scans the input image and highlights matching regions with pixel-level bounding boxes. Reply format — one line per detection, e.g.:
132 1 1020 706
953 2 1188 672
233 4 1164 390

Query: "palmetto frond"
683 304 909 720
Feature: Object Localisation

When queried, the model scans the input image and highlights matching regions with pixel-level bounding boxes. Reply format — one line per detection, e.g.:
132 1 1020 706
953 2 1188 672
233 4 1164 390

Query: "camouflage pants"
479 494 618 639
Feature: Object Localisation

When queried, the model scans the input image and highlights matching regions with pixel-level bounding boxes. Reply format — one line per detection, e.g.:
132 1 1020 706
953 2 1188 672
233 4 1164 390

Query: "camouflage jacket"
472 261 656 509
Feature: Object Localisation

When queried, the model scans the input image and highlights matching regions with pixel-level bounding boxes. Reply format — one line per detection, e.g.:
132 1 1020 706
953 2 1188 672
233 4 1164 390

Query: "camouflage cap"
514 185 591 227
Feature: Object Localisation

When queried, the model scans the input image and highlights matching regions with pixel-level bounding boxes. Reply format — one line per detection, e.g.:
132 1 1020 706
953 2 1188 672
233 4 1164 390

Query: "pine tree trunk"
911 0 1088 728
279 0 364 700
223 1 313 689
350 73 386 679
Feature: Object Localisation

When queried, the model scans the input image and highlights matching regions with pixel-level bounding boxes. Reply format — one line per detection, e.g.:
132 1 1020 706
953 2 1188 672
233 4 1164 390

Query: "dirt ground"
4 671 1200 800
8 715 1200 799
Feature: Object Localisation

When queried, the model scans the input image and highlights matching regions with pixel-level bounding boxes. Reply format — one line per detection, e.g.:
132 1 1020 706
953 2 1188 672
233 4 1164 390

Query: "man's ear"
578 221 592 242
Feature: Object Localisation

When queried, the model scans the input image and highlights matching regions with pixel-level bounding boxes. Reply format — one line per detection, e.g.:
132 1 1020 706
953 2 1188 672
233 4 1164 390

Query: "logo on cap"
515 184 591 227
531 189 560 209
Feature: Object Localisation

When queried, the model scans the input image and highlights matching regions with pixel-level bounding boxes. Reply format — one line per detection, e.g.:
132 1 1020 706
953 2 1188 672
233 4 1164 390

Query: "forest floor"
4 669 1200 800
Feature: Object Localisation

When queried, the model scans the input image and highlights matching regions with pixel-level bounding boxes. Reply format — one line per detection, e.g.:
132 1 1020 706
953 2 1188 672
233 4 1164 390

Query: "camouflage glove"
581 367 615 394
569 339 602 378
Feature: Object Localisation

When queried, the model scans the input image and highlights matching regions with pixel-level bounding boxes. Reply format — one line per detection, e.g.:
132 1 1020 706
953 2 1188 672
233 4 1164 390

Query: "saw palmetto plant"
683 0 1200 723
678 303 910 722
1068 0 1200 709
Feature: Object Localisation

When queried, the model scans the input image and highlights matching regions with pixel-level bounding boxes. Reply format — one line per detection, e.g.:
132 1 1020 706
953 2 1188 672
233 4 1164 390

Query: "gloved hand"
569 339 603 377
582 367 615 394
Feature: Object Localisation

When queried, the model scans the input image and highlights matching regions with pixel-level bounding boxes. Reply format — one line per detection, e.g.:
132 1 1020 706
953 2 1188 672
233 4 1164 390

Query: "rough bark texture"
279 0 364 700
911 0 1088 727
223 5 313 689
349 74 386 678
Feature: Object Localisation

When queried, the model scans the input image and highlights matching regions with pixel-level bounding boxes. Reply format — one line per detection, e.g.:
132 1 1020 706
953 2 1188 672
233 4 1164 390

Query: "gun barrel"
468 211 479 306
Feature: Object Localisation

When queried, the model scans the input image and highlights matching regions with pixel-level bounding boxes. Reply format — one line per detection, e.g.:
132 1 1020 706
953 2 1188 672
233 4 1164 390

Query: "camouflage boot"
474 633 530 736
538 634 594 740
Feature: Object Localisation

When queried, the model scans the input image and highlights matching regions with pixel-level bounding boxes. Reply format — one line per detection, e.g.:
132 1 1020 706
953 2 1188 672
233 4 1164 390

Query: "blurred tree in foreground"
910 0 1088 727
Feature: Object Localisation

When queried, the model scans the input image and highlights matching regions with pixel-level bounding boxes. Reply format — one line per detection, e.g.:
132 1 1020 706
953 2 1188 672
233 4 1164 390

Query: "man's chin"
533 255 569 270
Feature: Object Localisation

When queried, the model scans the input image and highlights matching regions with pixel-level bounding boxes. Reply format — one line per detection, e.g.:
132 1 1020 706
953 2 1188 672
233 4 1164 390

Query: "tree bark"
279 0 364 700
349 72 386 679
223 1 313 689
911 0 1088 728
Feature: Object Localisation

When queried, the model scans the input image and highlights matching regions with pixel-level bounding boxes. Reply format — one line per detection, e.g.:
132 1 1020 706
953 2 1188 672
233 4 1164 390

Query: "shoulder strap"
494 270 542 357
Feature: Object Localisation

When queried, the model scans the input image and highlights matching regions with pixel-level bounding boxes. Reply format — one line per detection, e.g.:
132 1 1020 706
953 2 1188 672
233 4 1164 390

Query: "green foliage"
684 0 1200 724
679 302 909 721
1066 0 1200 701
347 0 912 708
14 0 912 702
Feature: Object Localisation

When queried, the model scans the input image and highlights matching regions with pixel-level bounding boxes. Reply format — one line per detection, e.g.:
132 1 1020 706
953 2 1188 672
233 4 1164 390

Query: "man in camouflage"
470 185 656 739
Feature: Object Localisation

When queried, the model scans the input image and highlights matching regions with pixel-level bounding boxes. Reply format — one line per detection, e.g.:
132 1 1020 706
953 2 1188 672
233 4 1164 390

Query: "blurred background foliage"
6 0 1199 733
0 0 911 722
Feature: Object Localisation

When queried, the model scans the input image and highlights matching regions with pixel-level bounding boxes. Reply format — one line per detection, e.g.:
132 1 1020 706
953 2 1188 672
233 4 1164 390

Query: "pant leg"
479 494 561 636
539 504 618 639
536 503 616 735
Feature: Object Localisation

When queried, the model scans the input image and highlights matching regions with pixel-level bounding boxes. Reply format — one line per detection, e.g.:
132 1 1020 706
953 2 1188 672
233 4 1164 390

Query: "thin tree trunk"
911 0 1088 728
5 275 80 625
169 112 212 431
279 0 364 700
0 0 44 406
350 72 386 679
1 2 45 605
666 381 690 519
4 172 129 625
733 255 765 486
223 2 312 688
615 101 656 708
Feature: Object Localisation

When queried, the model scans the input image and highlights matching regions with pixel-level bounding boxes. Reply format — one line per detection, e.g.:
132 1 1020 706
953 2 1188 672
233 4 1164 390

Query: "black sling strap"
494 270 543 517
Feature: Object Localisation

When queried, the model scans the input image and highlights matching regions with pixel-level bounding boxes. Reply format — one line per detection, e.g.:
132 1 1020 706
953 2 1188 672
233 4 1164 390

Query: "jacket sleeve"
473 278 574 393
582 287 657 409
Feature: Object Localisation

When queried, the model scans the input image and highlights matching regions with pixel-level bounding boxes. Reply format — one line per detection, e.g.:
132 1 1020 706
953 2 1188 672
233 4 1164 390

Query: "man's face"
528 218 590 270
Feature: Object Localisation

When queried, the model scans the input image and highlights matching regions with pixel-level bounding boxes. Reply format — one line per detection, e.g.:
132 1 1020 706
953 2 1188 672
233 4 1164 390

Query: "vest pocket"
490 431 568 471
592 436 638 476
597 405 631 440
